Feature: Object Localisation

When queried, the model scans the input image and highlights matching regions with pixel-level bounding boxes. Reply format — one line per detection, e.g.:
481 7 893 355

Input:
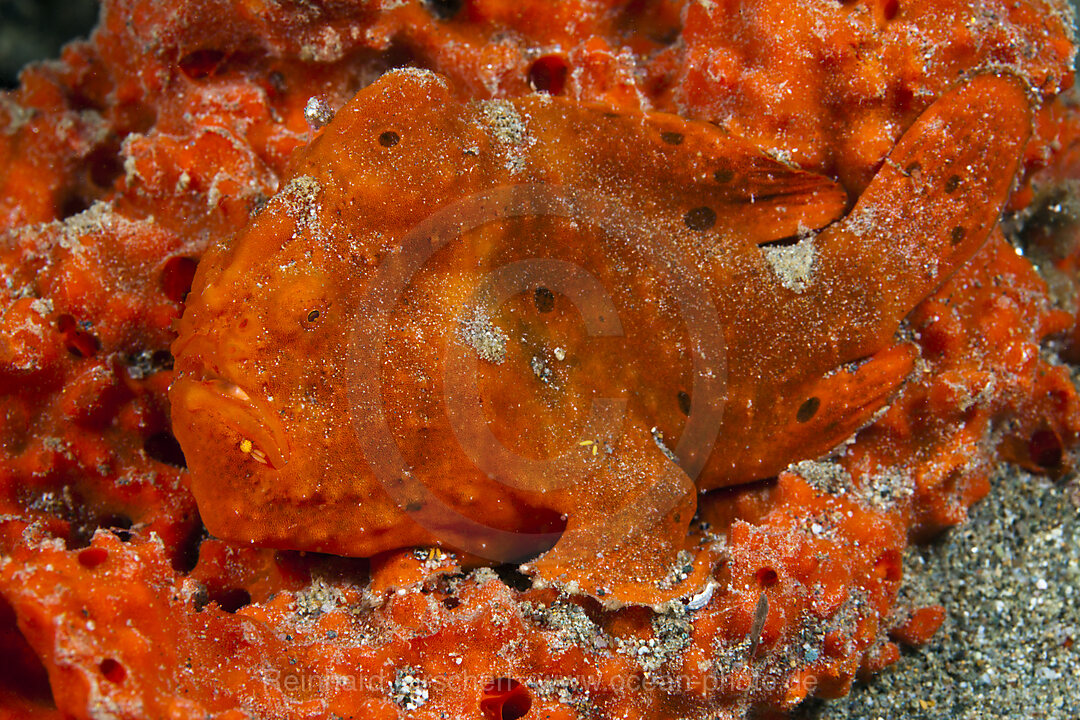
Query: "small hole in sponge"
77 547 109 568
179 49 225 79
69 514 133 551
494 564 532 592
57 314 101 358
87 144 124 189
59 193 91 220
171 522 206 574
143 432 187 468
874 549 902 582
755 567 779 587
1029 429 1063 470
481 678 532 720
99 658 126 684
151 349 175 370
161 256 198 304
423 0 464 20
528 55 568 96
378 130 400 148
212 588 252 613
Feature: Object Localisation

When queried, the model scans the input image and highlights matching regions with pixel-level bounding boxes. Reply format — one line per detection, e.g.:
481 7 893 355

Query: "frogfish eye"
268 274 329 333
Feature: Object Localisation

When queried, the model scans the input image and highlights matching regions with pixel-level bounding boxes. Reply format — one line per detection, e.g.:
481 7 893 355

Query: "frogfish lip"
171 374 291 470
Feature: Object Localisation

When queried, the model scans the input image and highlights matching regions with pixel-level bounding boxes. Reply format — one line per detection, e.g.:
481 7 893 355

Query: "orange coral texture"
0 1 1078 719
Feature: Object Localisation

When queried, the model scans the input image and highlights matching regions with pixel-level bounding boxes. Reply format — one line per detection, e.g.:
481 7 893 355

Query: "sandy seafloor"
798 464 1080 720
1 1 1079 718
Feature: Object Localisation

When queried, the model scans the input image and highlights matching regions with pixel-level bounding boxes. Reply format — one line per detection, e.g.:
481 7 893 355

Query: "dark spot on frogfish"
796 396 820 422
684 206 717 231
534 286 555 313
677 391 691 416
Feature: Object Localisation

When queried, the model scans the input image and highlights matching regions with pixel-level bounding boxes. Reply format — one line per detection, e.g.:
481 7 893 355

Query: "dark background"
1 0 100 88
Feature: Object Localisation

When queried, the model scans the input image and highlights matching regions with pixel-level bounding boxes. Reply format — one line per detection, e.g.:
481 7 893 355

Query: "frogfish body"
171 69 1030 605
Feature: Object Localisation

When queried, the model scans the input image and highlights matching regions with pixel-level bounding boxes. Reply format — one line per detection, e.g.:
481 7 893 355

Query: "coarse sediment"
801 465 1080 720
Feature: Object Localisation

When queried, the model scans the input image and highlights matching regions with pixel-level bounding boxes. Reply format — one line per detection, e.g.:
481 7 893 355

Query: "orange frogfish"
171 69 1030 605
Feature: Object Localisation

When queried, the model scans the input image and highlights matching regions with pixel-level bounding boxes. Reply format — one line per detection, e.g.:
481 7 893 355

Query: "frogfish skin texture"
171 69 1030 605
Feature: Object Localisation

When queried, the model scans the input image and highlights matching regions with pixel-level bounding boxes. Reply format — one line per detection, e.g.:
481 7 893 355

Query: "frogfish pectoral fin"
770 343 918 470
814 72 1032 356
520 415 710 608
